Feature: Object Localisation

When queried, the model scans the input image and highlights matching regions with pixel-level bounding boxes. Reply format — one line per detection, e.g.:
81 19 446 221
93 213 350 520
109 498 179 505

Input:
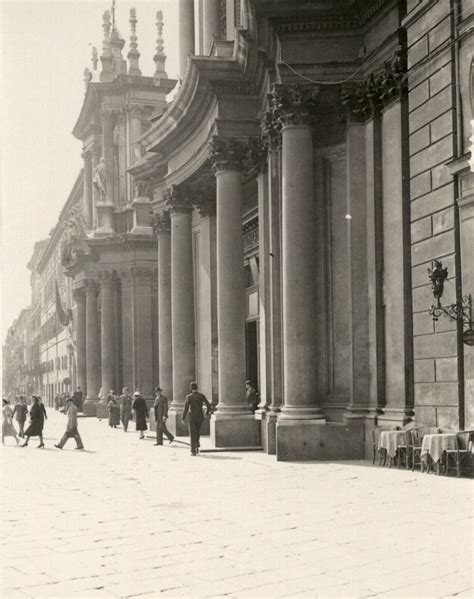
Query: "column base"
93 226 115 237
211 414 261 448
377 407 414 428
276 419 365 461
83 399 98 417
96 400 108 419
130 225 153 236
260 411 279 455
166 409 191 437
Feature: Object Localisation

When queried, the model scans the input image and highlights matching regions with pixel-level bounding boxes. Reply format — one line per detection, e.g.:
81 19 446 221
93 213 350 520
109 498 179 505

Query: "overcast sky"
0 0 179 340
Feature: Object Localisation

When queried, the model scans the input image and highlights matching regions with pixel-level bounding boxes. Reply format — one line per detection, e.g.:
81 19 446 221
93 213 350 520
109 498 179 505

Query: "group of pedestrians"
2 393 84 450
102 382 211 455
4 380 256 456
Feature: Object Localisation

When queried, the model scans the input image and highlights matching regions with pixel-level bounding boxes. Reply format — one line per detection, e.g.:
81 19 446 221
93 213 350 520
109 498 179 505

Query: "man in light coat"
54 397 84 450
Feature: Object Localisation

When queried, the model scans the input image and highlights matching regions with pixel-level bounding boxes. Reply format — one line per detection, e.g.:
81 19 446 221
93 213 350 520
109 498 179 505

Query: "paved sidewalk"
1 412 473 598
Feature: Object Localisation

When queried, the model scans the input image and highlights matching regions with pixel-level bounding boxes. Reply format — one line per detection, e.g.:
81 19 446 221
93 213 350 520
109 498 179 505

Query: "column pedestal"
130 197 153 236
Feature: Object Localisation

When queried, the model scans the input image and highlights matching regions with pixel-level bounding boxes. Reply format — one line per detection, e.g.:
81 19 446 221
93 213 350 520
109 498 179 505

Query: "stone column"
95 110 116 236
155 212 173 401
84 279 100 416
196 193 218 405
165 187 195 435
262 115 283 454
98 271 117 417
271 85 327 460
82 150 93 228
203 0 221 55
208 138 260 447
344 114 370 420
73 288 87 398
178 0 195 77
134 268 155 398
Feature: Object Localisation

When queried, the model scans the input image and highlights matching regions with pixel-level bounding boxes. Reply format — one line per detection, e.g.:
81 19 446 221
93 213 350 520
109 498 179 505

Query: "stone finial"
91 46 98 71
83 68 93 92
100 10 114 82
153 9 167 79
127 7 141 76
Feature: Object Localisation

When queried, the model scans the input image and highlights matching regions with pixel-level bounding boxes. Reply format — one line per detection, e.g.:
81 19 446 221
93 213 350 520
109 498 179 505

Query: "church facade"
6 0 474 460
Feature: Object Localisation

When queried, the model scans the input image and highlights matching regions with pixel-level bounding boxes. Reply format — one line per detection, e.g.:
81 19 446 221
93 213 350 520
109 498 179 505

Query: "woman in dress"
2 399 19 445
132 391 148 439
22 395 47 448
107 391 120 428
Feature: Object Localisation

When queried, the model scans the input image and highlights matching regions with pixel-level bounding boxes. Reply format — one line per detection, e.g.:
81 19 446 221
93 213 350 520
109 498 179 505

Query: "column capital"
261 109 282 150
247 136 269 175
164 185 193 214
340 46 407 122
151 210 171 236
270 83 319 128
72 287 86 303
99 270 118 286
100 107 119 124
83 278 99 294
125 104 143 119
190 181 216 217
208 137 249 173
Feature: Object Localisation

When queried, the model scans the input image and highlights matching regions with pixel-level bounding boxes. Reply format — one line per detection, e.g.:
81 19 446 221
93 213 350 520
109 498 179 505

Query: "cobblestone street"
1 412 473 598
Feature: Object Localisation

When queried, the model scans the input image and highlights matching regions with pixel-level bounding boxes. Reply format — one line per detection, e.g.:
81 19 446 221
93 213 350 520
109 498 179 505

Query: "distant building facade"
3 0 474 460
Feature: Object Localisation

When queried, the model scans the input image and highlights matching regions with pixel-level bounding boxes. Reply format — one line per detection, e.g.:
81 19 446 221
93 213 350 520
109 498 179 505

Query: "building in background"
3 308 32 398
3 0 474 460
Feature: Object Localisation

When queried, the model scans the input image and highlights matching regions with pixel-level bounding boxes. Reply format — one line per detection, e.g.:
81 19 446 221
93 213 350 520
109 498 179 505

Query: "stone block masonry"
405 0 461 430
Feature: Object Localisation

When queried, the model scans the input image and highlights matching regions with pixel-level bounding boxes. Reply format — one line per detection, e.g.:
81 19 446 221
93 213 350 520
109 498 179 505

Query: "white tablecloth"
378 431 407 458
421 433 457 464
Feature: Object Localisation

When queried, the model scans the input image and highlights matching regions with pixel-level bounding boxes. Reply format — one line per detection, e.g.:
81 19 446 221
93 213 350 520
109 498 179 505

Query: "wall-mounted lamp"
428 260 474 346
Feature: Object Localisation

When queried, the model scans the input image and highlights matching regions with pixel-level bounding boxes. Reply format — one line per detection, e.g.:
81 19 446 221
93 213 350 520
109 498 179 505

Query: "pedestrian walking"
153 387 174 446
132 391 148 439
246 380 259 412
22 395 47 448
54 397 84 450
54 394 60 411
2 399 19 445
182 382 211 456
73 386 84 412
12 396 28 437
119 387 133 432
107 391 120 428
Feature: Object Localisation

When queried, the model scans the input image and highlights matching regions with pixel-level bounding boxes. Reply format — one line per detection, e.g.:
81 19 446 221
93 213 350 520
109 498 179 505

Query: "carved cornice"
340 46 407 122
270 84 319 128
164 185 193 214
208 137 249 173
150 211 171 236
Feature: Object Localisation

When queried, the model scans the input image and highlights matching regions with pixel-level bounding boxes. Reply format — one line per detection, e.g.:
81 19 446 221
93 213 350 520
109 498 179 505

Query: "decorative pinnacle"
91 46 98 71
83 67 92 92
127 7 141 76
102 10 112 52
153 9 167 79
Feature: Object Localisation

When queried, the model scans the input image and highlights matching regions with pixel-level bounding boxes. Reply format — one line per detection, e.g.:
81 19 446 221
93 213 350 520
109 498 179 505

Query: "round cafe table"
378 430 407 465
421 433 457 474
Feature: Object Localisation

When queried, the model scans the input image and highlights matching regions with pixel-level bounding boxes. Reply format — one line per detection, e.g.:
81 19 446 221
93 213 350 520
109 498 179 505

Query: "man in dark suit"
73 386 83 412
182 382 211 456
153 387 174 446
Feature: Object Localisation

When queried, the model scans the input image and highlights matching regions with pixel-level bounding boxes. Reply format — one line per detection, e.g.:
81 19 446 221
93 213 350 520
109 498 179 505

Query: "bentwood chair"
410 427 441 472
372 425 396 466
445 431 474 477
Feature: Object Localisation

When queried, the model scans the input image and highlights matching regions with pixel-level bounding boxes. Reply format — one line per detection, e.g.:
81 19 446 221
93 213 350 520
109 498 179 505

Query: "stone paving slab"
1 412 473 598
